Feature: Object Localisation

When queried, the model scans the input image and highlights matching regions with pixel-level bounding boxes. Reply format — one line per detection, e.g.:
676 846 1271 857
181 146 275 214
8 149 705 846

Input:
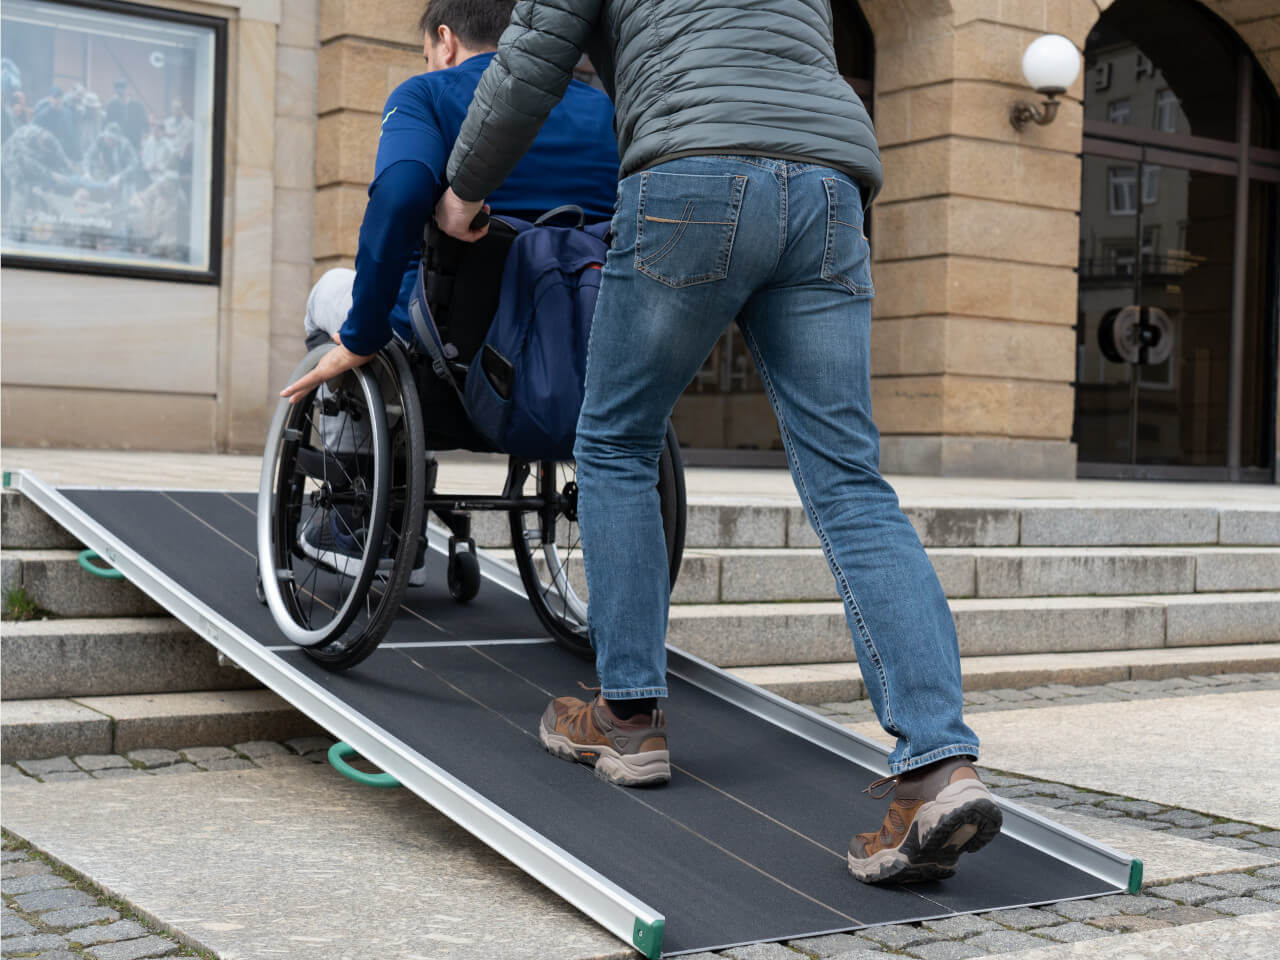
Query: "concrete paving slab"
0 763 635 960
967 910 1278 959
848 691 1280 828
8 448 1280 505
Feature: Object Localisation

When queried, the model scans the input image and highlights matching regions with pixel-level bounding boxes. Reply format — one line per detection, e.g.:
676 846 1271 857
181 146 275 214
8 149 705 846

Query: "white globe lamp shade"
1021 34 1080 95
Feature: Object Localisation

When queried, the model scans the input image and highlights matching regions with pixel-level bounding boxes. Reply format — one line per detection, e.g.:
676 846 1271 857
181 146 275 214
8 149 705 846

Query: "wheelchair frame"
257 338 686 671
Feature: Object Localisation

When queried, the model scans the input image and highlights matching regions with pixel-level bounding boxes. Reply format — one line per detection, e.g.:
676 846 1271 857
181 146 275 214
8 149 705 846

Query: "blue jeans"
573 156 979 773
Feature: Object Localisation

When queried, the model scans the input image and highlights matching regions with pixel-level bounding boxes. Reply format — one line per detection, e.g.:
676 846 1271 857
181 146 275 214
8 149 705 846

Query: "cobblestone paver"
3 736 338 786
0 838 205 960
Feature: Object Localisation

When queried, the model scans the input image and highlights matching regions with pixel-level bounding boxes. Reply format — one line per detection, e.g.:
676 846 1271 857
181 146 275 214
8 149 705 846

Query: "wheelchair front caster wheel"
255 574 267 605
447 538 480 604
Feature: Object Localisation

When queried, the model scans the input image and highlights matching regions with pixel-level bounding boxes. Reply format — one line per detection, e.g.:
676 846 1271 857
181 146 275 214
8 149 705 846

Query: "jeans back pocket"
821 176 874 298
635 171 747 288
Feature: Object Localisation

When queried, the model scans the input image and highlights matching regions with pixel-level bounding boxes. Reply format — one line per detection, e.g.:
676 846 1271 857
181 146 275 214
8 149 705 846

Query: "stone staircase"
3 486 1278 759
474 495 1280 700
1 489 321 759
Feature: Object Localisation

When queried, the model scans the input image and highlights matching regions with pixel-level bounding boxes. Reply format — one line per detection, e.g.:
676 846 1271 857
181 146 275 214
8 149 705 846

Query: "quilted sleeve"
446 0 604 202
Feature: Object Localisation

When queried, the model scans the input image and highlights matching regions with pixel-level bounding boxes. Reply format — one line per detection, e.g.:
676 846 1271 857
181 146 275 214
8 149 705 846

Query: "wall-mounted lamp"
1010 34 1081 131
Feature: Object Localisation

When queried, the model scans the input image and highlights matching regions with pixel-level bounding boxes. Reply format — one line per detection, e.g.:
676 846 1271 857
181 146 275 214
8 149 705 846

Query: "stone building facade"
2 0 1277 483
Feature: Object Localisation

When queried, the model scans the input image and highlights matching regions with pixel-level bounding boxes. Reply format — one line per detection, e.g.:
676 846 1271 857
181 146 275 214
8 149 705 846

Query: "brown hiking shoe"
538 694 670 787
848 756 1002 884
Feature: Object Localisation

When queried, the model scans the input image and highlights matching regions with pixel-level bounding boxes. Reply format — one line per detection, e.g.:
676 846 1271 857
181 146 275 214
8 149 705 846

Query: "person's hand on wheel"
434 186 490 242
280 339 373 404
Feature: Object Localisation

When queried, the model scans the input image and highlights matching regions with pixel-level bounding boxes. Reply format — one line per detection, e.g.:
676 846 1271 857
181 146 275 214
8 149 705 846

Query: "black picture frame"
1 0 227 284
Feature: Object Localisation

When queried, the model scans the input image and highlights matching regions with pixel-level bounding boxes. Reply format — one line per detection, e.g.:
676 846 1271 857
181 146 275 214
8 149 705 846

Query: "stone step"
729 643 1280 705
0 690 322 761
0 617 259 699
667 592 1280 667
3 550 163 618
499 543 1280 608
1 489 82 550
465 497 1280 550
674 545 1280 603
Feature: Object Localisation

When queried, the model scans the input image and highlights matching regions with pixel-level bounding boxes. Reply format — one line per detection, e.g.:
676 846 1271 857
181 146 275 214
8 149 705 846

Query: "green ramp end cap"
632 916 664 959
1128 858 1144 894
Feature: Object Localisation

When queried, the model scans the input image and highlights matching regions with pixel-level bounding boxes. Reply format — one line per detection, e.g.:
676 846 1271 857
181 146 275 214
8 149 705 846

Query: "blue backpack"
409 209 609 461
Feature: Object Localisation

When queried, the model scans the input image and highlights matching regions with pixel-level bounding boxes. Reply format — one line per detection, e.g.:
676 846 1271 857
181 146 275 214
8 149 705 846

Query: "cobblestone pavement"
1 837 210 960
4 725 1279 959
817 673 1280 728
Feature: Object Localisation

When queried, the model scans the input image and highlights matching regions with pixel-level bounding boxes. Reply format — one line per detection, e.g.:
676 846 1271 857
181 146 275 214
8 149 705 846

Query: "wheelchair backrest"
421 218 519 365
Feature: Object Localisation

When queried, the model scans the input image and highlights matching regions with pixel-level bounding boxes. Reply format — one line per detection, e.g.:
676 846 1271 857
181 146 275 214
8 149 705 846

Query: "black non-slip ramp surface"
59 487 1125 956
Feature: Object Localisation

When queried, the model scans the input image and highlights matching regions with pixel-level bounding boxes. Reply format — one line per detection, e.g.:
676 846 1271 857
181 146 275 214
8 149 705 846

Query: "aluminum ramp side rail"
9 470 665 959
8 470 1142 957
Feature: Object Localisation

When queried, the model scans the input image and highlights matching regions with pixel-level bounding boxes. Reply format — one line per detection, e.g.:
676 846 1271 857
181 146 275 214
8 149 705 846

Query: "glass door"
1076 151 1239 468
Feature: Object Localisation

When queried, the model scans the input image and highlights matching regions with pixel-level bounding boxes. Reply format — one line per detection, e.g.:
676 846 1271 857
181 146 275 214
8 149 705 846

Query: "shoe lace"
577 681 601 694
864 774 899 800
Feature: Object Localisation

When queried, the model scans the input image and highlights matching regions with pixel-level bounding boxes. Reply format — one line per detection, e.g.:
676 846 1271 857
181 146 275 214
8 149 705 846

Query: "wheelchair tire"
256 343 400 658
509 421 687 659
303 344 427 670
448 550 481 604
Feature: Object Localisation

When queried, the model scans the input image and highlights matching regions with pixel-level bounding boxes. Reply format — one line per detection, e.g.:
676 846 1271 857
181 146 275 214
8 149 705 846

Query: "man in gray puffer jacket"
435 0 1002 886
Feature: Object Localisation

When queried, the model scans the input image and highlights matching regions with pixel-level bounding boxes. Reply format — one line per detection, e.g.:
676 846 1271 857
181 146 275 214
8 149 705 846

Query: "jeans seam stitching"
635 176 746 288
898 744 981 773
737 322 895 731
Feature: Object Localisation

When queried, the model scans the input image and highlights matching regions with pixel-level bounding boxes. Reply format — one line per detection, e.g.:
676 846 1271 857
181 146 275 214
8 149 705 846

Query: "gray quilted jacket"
446 0 882 206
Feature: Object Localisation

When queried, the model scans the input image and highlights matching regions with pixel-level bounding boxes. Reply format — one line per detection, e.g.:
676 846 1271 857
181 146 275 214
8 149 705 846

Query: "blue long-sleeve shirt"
339 52 620 356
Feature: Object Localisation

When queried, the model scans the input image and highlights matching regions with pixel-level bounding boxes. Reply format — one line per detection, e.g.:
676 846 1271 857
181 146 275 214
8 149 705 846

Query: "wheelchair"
256 216 687 671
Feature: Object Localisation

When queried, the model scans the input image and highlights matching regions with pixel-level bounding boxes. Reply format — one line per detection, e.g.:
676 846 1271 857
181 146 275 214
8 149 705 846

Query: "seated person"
285 0 618 578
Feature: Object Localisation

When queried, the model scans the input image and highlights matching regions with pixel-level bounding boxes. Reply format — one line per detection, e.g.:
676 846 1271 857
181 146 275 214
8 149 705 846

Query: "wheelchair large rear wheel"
509 421 686 659
302 344 426 670
257 343 394 652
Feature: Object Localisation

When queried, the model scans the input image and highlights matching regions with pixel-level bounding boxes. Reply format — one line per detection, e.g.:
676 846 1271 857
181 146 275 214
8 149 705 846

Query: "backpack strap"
409 259 466 404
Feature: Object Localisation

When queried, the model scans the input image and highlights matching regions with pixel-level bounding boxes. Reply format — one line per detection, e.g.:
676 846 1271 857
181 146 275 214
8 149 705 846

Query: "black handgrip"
469 210 490 231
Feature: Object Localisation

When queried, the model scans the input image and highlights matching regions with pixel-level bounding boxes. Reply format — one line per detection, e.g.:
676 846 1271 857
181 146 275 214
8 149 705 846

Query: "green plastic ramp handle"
327 742 401 788
78 550 125 580
633 916 664 959
1128 858 1144 894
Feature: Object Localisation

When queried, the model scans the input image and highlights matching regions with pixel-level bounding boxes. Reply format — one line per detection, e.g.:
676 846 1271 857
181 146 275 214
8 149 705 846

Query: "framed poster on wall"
0 0 224 282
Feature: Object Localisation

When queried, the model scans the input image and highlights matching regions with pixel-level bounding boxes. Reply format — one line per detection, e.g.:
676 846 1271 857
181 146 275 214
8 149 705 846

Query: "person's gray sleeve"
446 0 604 202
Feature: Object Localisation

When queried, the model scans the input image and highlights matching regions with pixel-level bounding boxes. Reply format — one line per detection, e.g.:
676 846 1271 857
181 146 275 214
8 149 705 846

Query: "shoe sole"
848 780 1003 884
298 533 397 579
538 716 670 787
298 535 364 578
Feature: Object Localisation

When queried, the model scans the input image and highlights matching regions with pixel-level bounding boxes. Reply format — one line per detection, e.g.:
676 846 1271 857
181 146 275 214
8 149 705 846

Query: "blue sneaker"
298 512 368 578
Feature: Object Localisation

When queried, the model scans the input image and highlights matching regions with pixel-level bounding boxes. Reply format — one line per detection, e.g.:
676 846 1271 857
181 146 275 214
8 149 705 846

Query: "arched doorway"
1074 0 1280 481
670 1 874 463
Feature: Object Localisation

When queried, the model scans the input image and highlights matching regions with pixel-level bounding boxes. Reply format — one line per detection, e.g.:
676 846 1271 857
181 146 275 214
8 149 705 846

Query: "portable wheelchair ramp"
10 469 1142 959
